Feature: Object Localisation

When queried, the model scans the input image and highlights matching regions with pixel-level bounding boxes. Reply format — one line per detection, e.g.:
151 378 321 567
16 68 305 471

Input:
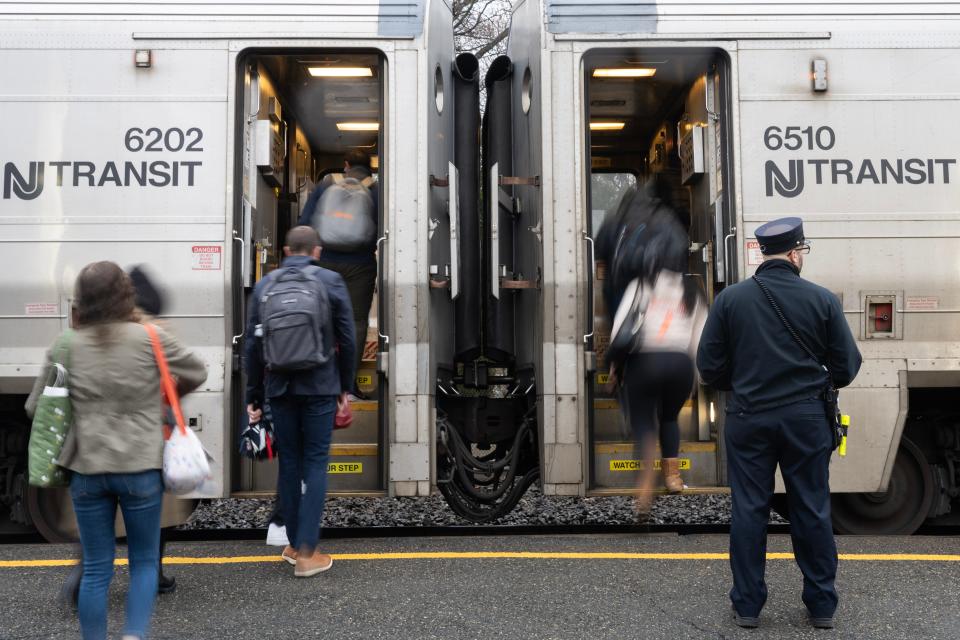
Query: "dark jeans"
317 258 376 391
70 470 163 640
271 394 335 553
622 351 693 458
725 399 838 619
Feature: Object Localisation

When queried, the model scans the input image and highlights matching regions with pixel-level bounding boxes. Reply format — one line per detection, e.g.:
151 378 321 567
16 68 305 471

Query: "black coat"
595 191 687 326
696 259 862 414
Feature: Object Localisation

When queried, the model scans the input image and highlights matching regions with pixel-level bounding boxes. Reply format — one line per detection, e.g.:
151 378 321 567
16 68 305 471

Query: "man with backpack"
245 226 355 577
299 150 378 400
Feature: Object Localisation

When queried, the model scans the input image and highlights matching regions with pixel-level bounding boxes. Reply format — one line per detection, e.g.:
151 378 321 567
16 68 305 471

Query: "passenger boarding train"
1 0 958 539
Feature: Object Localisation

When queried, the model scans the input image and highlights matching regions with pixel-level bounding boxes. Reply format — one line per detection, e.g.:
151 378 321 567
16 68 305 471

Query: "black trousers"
317 258 377 391
621 352 693 459
725 398 838 618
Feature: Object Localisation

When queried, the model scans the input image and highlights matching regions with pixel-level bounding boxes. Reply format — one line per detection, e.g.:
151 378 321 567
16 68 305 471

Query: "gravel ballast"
180 488 786 530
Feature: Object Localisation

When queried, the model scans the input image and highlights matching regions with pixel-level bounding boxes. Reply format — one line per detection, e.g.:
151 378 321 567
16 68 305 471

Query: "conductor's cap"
755 217 805 255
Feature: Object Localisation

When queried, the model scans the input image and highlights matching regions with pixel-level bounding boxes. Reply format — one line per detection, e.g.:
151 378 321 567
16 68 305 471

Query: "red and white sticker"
25 303 58 315
191 245 222 271
746 240 764 266
906 296 939 311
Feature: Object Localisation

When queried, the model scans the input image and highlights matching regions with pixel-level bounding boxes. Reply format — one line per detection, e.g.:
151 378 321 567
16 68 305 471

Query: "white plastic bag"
162 423 212 495
145 323 215 496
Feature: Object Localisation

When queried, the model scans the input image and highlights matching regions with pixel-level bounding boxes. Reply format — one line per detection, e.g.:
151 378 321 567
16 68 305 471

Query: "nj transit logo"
3 162 44 200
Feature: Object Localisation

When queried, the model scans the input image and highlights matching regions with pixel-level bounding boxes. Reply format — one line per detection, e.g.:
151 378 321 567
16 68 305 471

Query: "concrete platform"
2 533 959 639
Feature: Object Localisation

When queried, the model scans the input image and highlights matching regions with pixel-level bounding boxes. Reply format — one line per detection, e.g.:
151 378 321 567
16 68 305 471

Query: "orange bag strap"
145 324 188 437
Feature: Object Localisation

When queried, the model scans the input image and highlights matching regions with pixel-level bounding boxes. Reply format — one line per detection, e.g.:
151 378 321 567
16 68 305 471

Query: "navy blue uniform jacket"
696 259 862 414
244 255 356 405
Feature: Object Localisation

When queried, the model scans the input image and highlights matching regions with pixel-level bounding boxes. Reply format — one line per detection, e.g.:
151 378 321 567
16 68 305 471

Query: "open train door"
231 50 388 498
582 47 737 495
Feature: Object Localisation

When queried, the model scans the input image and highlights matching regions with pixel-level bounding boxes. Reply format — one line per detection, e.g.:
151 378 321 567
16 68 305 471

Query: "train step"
592 441 719 489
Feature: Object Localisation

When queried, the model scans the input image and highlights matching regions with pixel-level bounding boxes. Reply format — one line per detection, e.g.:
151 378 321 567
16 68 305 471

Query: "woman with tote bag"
26 261 206 640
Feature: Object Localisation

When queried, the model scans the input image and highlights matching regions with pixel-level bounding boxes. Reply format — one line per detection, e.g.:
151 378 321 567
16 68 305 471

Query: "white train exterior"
3 0 959 538
508 0 960 531
0 0 454 535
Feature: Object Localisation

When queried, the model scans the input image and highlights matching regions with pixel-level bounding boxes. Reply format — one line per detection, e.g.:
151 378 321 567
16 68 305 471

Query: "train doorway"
582 48 735 493
232 50 387 496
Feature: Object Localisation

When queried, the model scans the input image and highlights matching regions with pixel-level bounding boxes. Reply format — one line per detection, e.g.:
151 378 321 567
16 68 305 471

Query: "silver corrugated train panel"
544 1 960 34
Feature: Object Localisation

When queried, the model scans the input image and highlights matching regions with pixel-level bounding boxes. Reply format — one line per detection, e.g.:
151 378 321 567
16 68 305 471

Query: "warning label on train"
328 462 363 474
610 459 691 471
191 245 222 270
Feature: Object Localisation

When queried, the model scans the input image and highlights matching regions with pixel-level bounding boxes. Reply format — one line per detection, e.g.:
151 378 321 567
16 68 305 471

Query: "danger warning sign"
746 240 763 266
191 245 222 271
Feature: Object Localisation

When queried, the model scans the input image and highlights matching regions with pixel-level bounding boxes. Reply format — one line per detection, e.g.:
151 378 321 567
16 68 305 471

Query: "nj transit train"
1 1 958 539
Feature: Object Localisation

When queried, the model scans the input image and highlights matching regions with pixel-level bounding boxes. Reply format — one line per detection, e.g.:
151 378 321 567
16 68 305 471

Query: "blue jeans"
271 394 335 553
70 470 163 640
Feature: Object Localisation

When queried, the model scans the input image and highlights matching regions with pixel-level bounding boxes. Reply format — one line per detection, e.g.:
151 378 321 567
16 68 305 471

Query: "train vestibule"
233 51 389 497
582 49 735 494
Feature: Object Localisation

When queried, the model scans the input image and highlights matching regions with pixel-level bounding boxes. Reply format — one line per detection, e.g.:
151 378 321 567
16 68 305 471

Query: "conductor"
696 217 862 630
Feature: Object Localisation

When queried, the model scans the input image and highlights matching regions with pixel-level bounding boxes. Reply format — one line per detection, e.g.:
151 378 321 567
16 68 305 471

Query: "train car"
0 0 454 539
505 0 960 534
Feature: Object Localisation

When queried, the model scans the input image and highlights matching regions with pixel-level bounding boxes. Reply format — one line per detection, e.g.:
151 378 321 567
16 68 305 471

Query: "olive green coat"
25 321 208 476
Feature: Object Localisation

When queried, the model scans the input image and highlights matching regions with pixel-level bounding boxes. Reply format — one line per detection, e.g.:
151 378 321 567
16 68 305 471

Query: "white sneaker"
266 522 289 547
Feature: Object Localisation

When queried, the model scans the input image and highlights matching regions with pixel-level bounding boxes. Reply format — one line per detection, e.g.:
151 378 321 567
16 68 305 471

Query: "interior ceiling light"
308 67 373 77
590 121 626 131
337 122 380 131
592 68 656 78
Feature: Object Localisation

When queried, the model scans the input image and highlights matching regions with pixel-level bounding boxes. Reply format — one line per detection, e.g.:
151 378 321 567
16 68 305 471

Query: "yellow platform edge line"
3 551 960 568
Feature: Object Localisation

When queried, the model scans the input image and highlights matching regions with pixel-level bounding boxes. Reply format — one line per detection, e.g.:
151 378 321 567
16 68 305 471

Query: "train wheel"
832 437 934 535
24 485 79 543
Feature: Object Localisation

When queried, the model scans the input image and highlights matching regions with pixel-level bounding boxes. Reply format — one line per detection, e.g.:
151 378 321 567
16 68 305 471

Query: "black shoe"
158 574 176 594
732 606 760 629
59 565 82 611
809 616 834 629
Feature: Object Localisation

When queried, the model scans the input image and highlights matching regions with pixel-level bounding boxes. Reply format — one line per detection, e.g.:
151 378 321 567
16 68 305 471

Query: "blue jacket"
696 259 862 414
298 167 378 264
244 255 356 404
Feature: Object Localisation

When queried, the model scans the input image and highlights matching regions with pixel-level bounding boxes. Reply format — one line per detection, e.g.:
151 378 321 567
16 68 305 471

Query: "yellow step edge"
594 399 694 410
230 490 387 499
594 441 717 454
351 400 378 412
587 486 730 496
331 443 378 457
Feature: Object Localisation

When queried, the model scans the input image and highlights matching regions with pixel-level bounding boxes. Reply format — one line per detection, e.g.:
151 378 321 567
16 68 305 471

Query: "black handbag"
752 275 846 450
607 277 647 365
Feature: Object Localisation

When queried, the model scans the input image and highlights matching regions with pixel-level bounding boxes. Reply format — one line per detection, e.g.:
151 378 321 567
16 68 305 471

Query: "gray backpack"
259 265 331 372
311 175 376 252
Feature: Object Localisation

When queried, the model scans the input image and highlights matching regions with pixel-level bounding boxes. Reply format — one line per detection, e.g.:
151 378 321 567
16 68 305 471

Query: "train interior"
235 51 385 495
584 49 733 492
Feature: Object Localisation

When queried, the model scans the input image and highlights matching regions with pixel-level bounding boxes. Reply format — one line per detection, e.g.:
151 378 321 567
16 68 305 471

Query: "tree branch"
472 26 509 58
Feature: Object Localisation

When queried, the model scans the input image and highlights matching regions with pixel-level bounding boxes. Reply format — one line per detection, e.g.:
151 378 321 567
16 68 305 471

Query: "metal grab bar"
376 232 390 345
582 232 595 344
723 226 737 282
231 230 246 345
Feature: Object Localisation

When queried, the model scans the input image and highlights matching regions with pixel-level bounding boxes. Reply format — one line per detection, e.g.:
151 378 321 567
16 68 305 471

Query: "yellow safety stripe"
3 551 960 568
